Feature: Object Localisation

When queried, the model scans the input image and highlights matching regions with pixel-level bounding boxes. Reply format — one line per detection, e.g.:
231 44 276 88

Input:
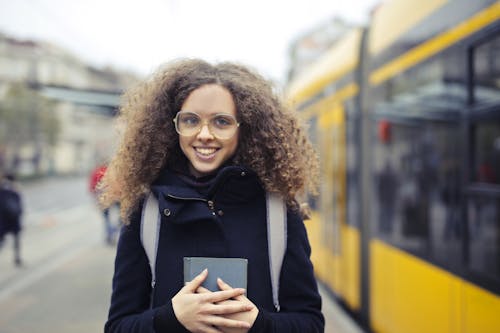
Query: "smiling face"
178 84 239 177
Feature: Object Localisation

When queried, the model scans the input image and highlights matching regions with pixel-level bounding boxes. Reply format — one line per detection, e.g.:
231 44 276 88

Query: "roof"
39 85 121 107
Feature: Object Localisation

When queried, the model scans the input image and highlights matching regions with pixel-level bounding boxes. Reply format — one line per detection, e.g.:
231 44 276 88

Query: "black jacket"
0 182 22 236
105 166 324 333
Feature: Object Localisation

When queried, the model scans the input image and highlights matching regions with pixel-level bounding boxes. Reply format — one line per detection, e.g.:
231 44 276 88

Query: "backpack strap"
140 191 287 312
266 192 287 312
140 193 161 290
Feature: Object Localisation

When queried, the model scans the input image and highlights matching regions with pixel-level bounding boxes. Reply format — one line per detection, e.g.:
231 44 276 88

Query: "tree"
0 83 60 174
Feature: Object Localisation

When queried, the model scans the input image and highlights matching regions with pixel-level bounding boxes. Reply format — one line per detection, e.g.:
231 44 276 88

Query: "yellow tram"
287 1 500 332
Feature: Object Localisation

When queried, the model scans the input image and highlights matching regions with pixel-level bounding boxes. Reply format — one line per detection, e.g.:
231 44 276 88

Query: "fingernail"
202 268 208 274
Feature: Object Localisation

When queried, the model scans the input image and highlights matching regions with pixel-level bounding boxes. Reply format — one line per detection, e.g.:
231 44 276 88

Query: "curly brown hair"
101 58 318 223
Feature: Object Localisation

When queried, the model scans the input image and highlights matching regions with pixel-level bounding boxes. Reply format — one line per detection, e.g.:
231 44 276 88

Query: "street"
0 177 115 333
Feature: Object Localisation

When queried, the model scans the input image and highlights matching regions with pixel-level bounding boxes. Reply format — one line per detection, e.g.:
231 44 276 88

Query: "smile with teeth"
194 147 218 156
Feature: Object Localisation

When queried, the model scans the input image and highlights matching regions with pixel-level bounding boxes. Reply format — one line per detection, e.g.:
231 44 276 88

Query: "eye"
179 113 200 127
212 115 235 128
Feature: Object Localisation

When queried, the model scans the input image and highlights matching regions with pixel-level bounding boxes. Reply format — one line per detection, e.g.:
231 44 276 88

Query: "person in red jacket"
89 164 117 244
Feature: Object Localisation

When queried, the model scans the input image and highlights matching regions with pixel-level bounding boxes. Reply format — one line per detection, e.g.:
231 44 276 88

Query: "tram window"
374 42 468 109
472 122 500 185
468 196 500 281
373 119 463 269
372 123 438 253
474 33 500 104
389 57 444 98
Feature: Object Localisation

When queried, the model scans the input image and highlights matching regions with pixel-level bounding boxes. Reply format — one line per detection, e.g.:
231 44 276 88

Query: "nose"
197 123 214 140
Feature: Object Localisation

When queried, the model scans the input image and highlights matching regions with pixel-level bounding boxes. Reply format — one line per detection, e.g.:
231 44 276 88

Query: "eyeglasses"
173 111 240 139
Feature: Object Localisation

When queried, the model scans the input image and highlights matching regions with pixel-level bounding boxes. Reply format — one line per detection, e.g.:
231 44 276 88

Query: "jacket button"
218 210 224 216
241 171 246 177
163 208 171 217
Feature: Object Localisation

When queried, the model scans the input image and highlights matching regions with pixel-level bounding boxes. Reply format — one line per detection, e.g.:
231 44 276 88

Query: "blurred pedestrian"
0 173 23 267
89 163 117 245
102 59 324 333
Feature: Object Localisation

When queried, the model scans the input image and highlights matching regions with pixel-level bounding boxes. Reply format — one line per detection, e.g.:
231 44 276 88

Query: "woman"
103 59 323 333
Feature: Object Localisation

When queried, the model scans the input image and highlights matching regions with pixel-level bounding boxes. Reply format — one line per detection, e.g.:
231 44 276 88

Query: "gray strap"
140 193 161 289
266 192 287 312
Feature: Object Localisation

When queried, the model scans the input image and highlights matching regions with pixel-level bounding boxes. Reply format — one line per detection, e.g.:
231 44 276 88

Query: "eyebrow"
180 110 235 116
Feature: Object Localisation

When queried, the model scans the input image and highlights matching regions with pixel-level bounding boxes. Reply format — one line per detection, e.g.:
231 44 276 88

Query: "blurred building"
287 17 354 83
0 32 140 177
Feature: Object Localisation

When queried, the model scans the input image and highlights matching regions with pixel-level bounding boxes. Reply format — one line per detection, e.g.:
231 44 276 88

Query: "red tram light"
378 120 391 143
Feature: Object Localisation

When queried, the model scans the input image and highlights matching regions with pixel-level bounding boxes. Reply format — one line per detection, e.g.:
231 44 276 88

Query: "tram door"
461 31 500 331
465 109 500 276
317 103 345 294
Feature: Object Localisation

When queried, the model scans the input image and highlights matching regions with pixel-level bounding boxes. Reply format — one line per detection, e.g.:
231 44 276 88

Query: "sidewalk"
319 284 366 333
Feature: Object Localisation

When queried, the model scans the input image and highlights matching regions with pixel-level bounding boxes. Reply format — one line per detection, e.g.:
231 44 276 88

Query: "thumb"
181 268 208 293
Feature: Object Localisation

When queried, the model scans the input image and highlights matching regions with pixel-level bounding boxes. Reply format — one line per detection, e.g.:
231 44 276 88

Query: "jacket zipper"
166 194 208 202
166 194 216 212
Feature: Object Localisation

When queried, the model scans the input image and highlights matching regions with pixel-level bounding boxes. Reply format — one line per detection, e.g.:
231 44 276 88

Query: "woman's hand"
172 269 254 333
211 278 259 333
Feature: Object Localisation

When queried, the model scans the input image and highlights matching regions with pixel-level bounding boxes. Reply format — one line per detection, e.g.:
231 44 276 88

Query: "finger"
217 278 246 301
197 286 211 294
206 301 253 315
217 278 232 290
200 324 223 333
181 268 208 293
205 316 251 329
202 288 246 303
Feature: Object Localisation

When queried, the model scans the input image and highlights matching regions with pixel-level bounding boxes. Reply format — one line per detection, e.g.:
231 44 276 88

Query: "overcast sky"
0 0 379 84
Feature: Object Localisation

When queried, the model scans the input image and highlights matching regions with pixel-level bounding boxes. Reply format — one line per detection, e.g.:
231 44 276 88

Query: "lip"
193 146 219 160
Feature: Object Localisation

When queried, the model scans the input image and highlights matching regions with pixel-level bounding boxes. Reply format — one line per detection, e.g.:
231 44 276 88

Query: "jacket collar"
149 165 263 225
151 165 262 202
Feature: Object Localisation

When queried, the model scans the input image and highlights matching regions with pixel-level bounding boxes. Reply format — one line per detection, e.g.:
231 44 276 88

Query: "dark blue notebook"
183 257 248 292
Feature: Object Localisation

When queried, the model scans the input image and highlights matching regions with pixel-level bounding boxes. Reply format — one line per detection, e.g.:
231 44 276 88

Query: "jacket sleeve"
104 210 186 333
250 210 325 333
